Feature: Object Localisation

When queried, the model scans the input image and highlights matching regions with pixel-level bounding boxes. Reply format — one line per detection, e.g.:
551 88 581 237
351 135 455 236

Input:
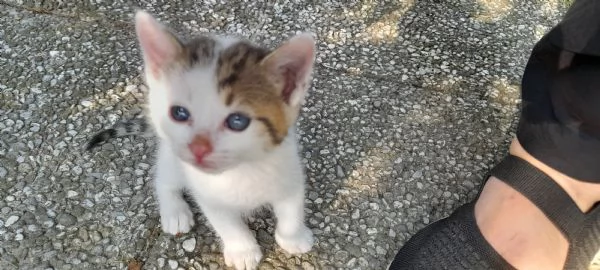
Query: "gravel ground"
1 0 597 269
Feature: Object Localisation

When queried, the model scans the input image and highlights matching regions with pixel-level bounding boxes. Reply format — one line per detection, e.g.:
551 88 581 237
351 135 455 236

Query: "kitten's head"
135 11 315 174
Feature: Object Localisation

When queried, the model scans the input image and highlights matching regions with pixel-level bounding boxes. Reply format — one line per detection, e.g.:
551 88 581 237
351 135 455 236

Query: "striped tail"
86 115 148 151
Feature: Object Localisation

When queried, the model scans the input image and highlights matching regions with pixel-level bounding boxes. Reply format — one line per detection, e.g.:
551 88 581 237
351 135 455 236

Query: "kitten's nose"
189 135 213 163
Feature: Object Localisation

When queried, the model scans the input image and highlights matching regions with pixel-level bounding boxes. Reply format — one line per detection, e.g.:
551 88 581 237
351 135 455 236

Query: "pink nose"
189 135 213 163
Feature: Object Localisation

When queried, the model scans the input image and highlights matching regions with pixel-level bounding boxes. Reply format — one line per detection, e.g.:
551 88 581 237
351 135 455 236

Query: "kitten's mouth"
192 159 223 173
196 162 215 170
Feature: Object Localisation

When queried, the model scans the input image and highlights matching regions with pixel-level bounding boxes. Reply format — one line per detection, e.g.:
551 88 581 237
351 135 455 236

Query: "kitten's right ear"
135 11 182 77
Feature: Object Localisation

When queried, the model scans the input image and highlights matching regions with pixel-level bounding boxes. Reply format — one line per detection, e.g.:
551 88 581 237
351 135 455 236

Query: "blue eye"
226 113 251 131
170 106 191 122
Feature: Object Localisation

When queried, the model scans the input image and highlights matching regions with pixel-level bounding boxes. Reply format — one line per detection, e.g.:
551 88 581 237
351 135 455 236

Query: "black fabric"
547 0 600 57
517 0 600 182
565 208 600 270
389 155 600 270
490 155 585 240
387 202 515 270
492 155 600 270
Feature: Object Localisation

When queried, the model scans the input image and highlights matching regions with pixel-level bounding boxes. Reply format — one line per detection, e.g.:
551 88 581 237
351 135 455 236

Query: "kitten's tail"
86 114 149 151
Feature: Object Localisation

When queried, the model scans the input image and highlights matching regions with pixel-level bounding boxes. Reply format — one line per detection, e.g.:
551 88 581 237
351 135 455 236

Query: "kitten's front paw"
159 201 195 235
223 243 262 270
275 225 314 254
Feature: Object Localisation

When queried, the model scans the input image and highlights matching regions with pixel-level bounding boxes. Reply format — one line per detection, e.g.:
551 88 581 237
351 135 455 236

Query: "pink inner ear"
282 67 297 103
138 31 176 76
279 56 312 104
135 12 180 77
262 33 315 104
143 41 166 76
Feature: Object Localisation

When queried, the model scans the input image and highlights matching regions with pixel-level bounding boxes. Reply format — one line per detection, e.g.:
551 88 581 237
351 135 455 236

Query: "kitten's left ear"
261 33 316 108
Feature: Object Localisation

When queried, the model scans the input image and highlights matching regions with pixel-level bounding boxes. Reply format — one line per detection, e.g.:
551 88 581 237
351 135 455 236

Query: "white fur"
154 131 313 270
135 11 315 270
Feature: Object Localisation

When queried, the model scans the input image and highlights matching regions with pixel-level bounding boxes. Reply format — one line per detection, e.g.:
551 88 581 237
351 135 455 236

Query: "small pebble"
168 259 178 269
5 216 19 227
57 213 77 226
182 238 196 252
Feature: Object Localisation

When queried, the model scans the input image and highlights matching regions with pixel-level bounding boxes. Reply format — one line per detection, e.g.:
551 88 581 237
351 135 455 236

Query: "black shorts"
517 0 600 182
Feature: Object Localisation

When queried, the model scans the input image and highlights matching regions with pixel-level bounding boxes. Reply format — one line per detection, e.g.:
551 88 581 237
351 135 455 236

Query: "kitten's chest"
182 164 298 209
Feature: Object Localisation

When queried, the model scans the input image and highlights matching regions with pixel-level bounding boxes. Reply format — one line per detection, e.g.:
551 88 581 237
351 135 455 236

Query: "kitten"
88 11 316 270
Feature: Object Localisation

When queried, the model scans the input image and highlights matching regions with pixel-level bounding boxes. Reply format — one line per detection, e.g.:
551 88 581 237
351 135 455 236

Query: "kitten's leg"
200 203 262 270
272 190 314 254
155 143 195 235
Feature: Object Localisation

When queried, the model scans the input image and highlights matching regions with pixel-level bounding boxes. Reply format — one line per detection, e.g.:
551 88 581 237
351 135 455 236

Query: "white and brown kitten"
102 11 315 270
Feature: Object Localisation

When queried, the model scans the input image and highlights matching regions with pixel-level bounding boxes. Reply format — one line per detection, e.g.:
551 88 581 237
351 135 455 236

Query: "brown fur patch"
217 42 289 145
217 42 270 88
225 92 235 106
181 36 216 66
256 117 284 145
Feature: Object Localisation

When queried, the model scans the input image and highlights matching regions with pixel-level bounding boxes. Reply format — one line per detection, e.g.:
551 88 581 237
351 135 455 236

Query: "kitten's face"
135 11 315 173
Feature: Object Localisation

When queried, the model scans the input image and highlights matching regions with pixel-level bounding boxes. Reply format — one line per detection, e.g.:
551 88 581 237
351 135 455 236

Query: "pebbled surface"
1 0 598 269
